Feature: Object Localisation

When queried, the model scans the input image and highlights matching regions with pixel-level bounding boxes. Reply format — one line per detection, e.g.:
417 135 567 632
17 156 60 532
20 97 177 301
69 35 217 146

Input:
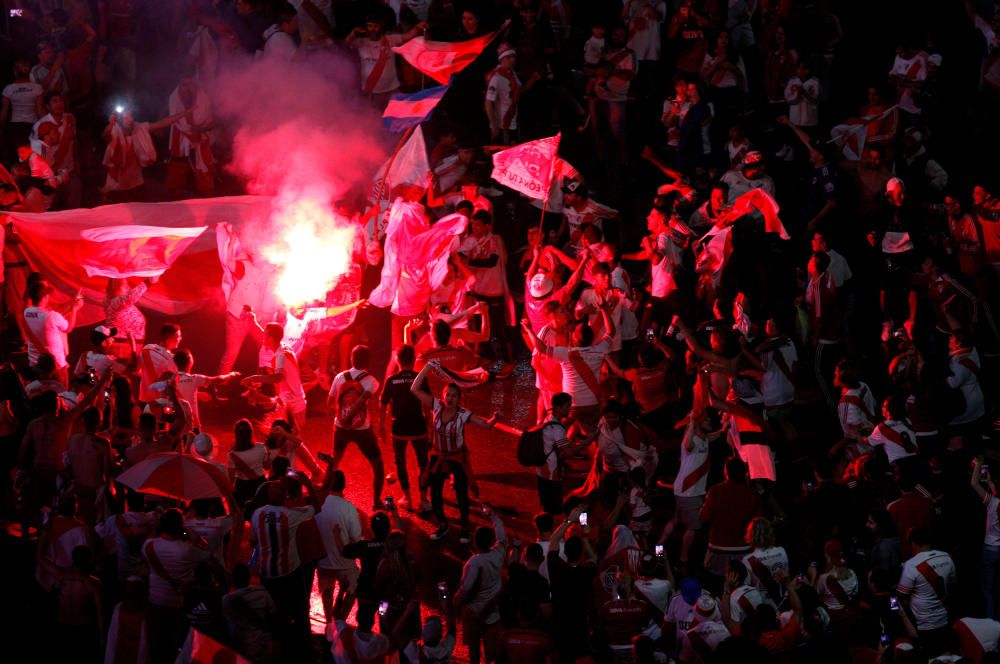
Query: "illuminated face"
166 329 183 349
593 271 610 290
765 318 778 336
16 145 32 161
443 385 461 408
675 79 688 97
646 209 666 233
811 233 826 253
47 94 65 115
710 187 726 211
973 186 988 206
462 11 478 34
367 21 382 37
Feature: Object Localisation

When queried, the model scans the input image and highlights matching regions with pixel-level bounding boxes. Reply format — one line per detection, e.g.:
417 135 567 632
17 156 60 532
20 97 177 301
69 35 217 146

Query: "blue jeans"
983 544 1000 618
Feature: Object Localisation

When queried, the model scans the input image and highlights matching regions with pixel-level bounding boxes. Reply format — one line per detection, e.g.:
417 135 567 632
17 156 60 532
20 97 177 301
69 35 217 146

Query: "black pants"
428 457 469 528
392 436 429 491
537 476 563 514
262 568 308 654
472 293 510 363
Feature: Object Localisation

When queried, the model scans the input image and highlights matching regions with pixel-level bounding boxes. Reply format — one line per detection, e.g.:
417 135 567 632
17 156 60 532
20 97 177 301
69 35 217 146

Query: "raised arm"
409 362 436 408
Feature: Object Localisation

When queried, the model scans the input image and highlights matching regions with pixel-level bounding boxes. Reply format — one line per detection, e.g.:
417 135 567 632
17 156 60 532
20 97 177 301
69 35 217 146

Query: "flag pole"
536 132 561 238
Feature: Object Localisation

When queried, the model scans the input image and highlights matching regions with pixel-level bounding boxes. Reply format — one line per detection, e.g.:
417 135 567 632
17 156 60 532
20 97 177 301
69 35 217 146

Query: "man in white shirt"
811 231 852 288
23 279 82 379
897 527 956 656
261 2 301 62
31 42 69 95
346 14 426 108
139 323 182 402
522 300 616 429
315 469 361 622
485 44 521 144
457 209 513 364
327 344 385 511
785 61 820 129
242 321 308 433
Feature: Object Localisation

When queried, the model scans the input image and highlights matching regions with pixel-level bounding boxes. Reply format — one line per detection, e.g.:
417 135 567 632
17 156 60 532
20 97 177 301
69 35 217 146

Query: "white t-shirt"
948 350 984 425
597 421 630 473
30 65 69 95
315 494 362 571
23 306 70 367
665 591 718 643
177 372 210 429
485 69 520 131
583 36 605 66
273 344 306 410
552 340 608 408
868 420 917 465
625 0 666 61
328 619 391 664
459 233 506 297
536 419 569 481
827 249 852 287
897 550 955 630
650 232 683 298
679 621 730 661
955 617 1000 661
144 537 211 608
574 288 624 352
139 343 178 402
743 546 789 603
674 428 710 498
785 76 820 127
184 515 234 564
262 26 298 62
329 368 380 429
2 81 42 123
729 584 769 625
817 570 858 611
355 34 404 94
760 340 797 408
720 169 776 202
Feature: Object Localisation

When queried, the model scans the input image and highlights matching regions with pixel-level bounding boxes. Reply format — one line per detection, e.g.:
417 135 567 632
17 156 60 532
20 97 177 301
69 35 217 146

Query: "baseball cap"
91 325 118 345
681 577 701 604
743 150 764 166
193 432 215 458
693 595 719 624
528 273 554 299
562 179 587 197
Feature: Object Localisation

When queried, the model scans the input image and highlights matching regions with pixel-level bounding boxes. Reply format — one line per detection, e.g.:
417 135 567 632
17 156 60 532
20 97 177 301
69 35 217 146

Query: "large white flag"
491 134 561 200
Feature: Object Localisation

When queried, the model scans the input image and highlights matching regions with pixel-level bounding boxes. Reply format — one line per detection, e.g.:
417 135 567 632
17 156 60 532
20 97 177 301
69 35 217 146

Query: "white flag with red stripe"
830 120 867 161
491 134 561 200
78 225 207 278
393 22 508 84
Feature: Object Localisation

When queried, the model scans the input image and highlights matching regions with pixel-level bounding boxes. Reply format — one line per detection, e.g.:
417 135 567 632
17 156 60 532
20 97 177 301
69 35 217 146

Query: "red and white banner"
491 134 561 200
729 189 790 240
79 225 207 278
830 120 867 161
176 628 250 664
4 196 272 324
372 125 430 203
393 22 508 85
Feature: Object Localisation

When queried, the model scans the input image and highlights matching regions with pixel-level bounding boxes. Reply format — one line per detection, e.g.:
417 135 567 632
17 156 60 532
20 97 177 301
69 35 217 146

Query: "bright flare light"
262 190 356 308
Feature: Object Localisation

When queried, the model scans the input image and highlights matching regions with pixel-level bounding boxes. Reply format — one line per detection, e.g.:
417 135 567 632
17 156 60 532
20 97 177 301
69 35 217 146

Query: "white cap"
528 273 554 299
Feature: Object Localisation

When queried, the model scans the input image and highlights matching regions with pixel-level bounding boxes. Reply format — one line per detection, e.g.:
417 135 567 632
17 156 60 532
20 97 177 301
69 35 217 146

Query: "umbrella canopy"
117 452 232 501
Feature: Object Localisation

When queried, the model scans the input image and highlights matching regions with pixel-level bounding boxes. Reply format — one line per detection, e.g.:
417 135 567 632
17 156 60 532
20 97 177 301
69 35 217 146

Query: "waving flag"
383 84 448 132
830 120 867 161
729 189 790 240
491 134 561 200
393 22 508 84
78 225 208 278
371 125 430 203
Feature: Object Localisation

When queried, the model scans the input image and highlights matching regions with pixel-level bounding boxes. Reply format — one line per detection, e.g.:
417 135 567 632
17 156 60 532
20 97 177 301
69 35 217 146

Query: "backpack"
517 422 561 467
336 370 371 430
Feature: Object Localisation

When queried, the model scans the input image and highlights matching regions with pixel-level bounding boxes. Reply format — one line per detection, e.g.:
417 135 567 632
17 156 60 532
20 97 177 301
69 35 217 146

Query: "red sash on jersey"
916 560 947 601
904 57 924 81
746 555 781 602
363 37 392 95
840 393 876 425
735 590 757 620
568 349 602 401
825 574 852 607
953 619 987 664
875 423 917 454
487 66 521 130
958 356 980 378
681 454 710 492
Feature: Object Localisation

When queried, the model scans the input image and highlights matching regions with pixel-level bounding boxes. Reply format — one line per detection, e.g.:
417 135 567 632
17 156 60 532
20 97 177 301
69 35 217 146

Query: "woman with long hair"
227 418 268 509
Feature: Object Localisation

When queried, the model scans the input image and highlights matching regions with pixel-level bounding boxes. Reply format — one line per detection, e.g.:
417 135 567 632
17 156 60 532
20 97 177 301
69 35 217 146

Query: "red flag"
176 628 250 664
393 22 508 85
491 134 561 200
729 189 790 240
78 225 207 278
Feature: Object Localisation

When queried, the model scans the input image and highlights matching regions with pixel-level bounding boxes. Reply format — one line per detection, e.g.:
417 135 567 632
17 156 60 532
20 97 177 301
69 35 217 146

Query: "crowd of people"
4 0 1000 663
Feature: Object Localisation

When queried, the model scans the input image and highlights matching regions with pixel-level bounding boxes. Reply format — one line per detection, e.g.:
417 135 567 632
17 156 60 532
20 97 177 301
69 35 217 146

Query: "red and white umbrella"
117 452 231 501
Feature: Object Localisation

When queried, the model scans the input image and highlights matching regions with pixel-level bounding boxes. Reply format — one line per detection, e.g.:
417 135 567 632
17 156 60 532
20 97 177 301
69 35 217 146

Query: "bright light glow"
262 189 356 308
115 105 125 114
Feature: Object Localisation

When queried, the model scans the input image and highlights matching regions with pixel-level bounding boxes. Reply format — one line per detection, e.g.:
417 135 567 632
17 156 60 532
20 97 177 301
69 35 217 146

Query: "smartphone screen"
578 512 588 527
